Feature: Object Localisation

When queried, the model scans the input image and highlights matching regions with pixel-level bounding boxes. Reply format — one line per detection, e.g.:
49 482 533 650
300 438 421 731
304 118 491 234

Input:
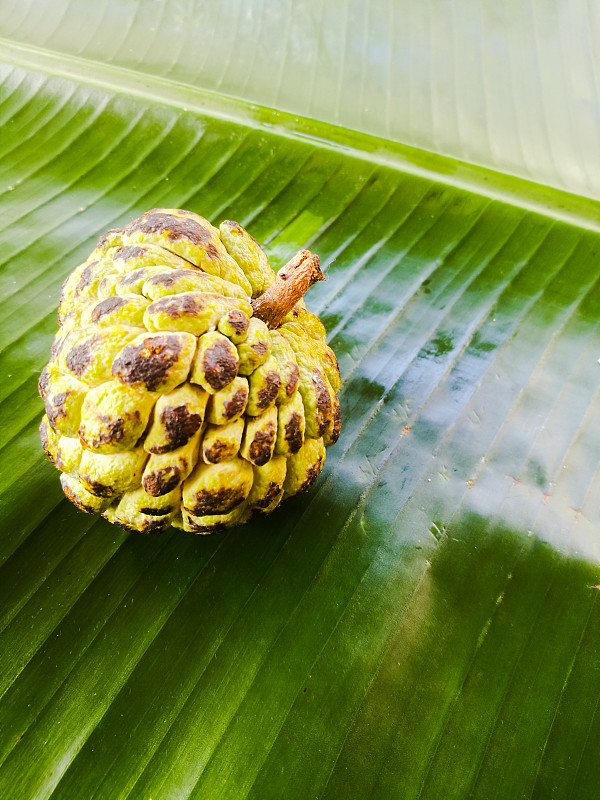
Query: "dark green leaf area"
1 64 600 800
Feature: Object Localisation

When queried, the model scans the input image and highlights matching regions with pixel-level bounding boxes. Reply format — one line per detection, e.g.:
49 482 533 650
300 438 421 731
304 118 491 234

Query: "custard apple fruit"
39 209 341 534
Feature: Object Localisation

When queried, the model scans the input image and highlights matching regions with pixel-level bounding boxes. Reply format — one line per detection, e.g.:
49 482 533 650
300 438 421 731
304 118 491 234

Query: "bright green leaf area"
1 59 600 800
3 0 600 202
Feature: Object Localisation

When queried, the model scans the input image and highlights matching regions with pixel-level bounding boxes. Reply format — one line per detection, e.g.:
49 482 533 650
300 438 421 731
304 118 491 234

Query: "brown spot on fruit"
202 340 238 391
329 397 342 445
119 268 148 287
284 413 303 454
248 423 276 466
82 479 114 498
253 482 281 509
45 391 69 426
312 368 332 436
141 518 173 532
285 363 300 397
203 440 229 463
151 271 178 288
112 334 184 392
125 211 213 249
156 405 202 452
65 337 99 379
62 482 98 513
186 486 245 516
256 371 280 410
223 221 244 236
50 335 64 358
139 505 175 516
113 246 148 261
150 293 203 319
38 366 51 399
225 309 249 337
143 467 181 497
75 261 99 293
298 460 324 493
251 340 268 357
80 414 127 449
112 517 169 533
91 296 127 322
95 228 122 251
184 516 228 534
223 388 248 420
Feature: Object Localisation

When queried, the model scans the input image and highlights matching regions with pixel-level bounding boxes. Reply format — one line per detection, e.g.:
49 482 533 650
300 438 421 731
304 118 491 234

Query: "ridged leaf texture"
1 3 600 799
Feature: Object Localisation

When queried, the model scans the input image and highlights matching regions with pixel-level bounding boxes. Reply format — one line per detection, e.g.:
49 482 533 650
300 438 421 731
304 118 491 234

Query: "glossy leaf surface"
3 0 600 200
1 6 600 800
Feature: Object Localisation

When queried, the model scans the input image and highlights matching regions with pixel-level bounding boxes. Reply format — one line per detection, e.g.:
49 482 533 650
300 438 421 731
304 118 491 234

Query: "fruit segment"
275 391 305 457
190 331 240 393
43 371 88 437
182 457 253 516
269 330 300 404
143 383 208 454
240 406 278 466
219 219 275 297
245 355 281 416
144 292 251 336
78 379 156 454
142 269 248 301
246 456 287 513
283 437 326 497
81 294 150 328
205 376 249 425
112 331 197 393
218 308 250 343
105 485 181 533
202 417 245 464
142 431 201 496
236 318 271 375
79 446 148 498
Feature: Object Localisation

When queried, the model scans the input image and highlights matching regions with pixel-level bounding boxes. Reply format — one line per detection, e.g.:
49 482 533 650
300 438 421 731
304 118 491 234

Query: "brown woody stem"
251 249 324 329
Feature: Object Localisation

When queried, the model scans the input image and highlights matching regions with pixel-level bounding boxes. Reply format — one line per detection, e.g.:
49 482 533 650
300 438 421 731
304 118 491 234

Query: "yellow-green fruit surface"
39 209 341 533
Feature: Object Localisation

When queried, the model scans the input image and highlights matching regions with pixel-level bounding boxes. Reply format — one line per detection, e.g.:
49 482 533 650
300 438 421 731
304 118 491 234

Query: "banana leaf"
1 3 600 798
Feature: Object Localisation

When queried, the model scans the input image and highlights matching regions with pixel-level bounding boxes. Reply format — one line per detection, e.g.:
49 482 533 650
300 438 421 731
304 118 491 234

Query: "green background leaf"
3 0 600 200
1 3 600 798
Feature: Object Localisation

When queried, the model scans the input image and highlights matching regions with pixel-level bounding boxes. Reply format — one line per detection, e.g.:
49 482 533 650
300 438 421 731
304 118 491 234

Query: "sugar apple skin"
39 208 341 534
